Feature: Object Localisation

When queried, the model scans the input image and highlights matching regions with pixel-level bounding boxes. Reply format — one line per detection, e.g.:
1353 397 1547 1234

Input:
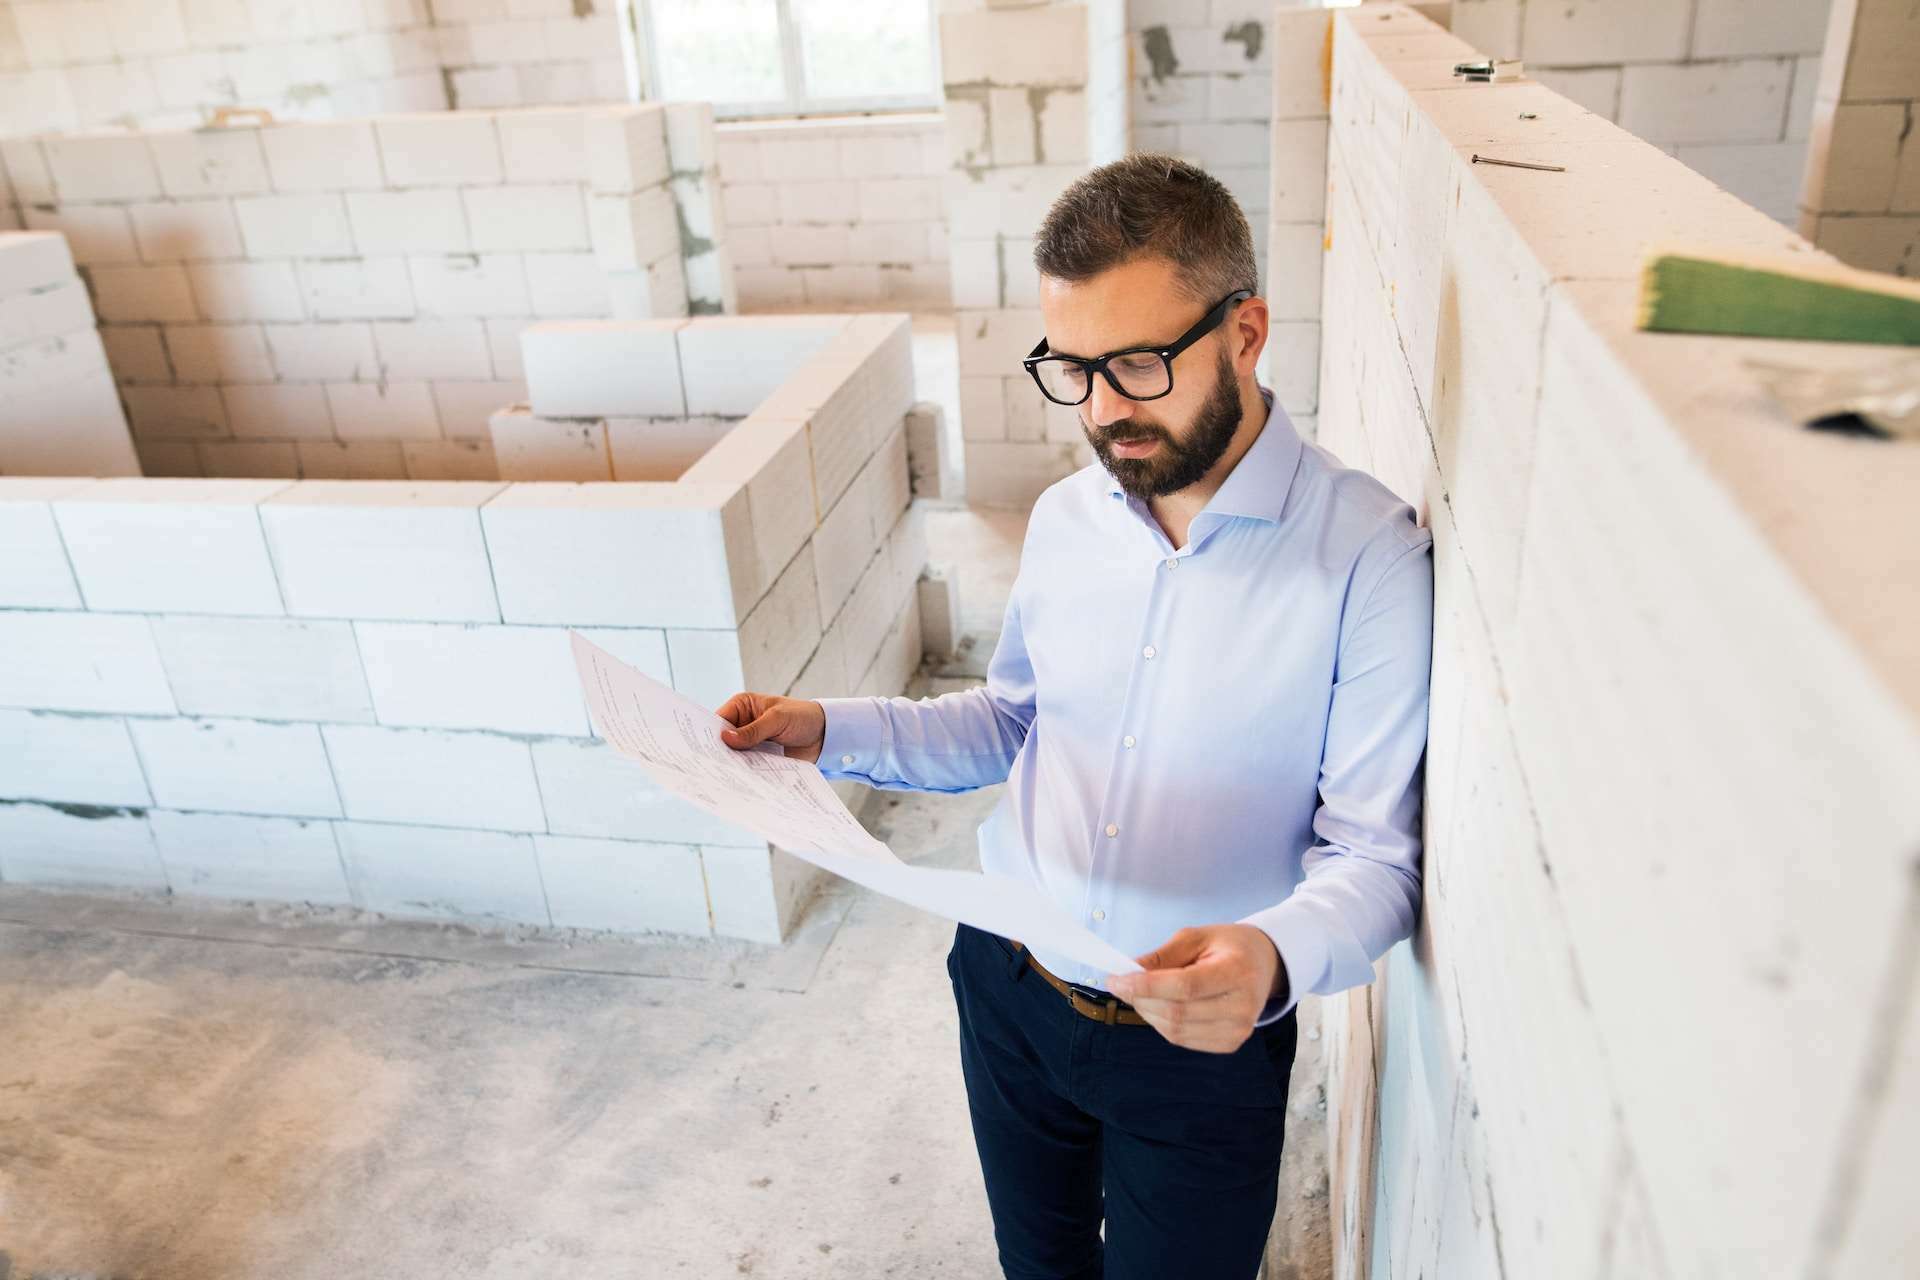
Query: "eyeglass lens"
1032 351 1171 404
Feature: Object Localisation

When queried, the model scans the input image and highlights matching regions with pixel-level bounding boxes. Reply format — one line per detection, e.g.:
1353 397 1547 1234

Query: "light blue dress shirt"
815 385 1434 1026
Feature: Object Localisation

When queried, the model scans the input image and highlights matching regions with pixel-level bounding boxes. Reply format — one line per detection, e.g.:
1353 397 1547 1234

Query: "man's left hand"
1105 925 1287 1053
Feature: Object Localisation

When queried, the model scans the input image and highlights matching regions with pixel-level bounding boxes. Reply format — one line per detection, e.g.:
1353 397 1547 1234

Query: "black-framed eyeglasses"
1022 288 1253 406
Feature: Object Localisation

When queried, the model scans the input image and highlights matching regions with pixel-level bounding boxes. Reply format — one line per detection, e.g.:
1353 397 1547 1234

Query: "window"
638 0 940 120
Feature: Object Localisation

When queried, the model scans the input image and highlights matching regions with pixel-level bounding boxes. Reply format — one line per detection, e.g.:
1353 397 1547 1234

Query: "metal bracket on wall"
1452 58 1524 83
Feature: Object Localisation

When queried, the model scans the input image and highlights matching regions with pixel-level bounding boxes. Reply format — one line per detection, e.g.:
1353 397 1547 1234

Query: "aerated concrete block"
149 810 351 905
322 724 546 833
0 709 152 808
354 620 594 737
260 480 507 623
535 833 712 935
674 314 843 417
130 717 343 819
479 480 756 628
52 478 290 616
149 614 375 722
335 820 550 923
531 735 764 847
521 319 686 418
0 800 165 889
678 415 815 604
487 406 613 481
0 477 89 609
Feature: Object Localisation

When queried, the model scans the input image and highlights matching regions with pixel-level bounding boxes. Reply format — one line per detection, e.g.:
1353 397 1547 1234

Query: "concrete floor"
0 776 1004 1277
0 324 1330 1278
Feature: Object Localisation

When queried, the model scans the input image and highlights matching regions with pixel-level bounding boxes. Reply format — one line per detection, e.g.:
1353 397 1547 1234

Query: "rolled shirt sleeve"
1240 529 1435 1025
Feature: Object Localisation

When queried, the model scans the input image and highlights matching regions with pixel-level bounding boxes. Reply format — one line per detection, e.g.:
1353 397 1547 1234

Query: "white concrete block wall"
1797 0 1920 274
435 5 628 116
663 101 738 316
1448 0 1836 227
1315 9 1920 1278
0 3 952 327
1131 0 1336 290
0 0 625 136
717 114 952 312
1262 6 1334 440
522 319 687 418
0 102 719 482
0 230 141 475
939 0 1126 507
0 314 933 945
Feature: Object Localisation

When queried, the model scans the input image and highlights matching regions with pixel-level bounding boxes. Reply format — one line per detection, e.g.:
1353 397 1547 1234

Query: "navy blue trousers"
946 920 1298 1280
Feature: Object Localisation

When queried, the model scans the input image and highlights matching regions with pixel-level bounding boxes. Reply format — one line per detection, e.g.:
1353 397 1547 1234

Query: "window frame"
633 0 943 121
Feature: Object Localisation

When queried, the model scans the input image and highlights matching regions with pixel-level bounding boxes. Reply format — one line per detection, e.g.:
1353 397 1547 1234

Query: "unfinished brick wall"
1313 6 1920 1277
1450 0 1833 225
1798 0 1920 274
0 312 928 944
938 0 1128 508
1125 3 1337 445
0 0 622 134
716 114 950 312
1128 0 1307 288
0 229 138 475
0 5 950 311
0 101 728 481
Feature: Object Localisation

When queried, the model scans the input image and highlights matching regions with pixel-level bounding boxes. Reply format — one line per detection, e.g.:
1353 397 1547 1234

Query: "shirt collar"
1104 384 1303 526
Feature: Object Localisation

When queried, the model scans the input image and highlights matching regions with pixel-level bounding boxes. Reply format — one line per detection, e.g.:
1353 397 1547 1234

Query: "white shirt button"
1104 822 1119 837
840 753 854 765
1123 735 1136 748
1092 908 1106 921
1142 644 1156 659
1164 557 1177 569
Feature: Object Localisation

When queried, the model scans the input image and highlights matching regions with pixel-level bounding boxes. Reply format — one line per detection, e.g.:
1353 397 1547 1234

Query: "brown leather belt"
1009 939 1150 1027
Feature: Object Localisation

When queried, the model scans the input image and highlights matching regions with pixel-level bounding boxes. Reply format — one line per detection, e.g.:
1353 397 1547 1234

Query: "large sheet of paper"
570 632 1143 978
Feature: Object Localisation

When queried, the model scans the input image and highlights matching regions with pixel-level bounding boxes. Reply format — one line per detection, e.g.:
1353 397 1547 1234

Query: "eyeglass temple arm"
1024 287 1253 369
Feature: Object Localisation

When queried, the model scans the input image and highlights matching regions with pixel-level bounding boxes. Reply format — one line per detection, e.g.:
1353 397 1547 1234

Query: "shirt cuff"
1252 991 1294 1027
814 695 885 780
1239 895 1330 1025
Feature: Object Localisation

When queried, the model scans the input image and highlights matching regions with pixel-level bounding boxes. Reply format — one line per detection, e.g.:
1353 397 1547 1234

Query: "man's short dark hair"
1032 152 1259 307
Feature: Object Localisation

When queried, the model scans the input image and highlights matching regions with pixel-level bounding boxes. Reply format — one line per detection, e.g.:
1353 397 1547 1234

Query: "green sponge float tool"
1637 246 1920 346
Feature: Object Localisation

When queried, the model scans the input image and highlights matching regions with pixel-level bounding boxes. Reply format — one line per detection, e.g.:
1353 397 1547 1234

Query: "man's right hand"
715 692 828 766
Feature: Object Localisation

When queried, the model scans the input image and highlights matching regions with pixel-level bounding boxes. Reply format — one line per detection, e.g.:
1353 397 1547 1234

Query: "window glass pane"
793 0 936 100
651 0 785 104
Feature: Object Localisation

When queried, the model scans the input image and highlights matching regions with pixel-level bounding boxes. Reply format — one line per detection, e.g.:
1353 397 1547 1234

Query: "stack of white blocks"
0 230 139 476
1127 1 1291 287
716 116 952 311
0 0 625 138
0 312 932 948
0 100 727 483
490 314 846 482
1796 0 1920 273
667 102 739 319
938 0 1129 508
1311 8 1920 1279
1260 6 1335 443
494 310 935 713
1449 0 1830 227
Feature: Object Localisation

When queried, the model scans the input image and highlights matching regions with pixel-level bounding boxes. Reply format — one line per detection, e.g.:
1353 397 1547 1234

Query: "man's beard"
1089 346 1243 502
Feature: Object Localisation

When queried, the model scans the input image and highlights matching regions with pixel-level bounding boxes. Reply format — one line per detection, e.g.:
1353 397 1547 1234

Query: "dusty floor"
0 776 1004 1277
0 699 1332 1278
0 777 1329 1280
0 346 1330 1275
0 675 1331 1279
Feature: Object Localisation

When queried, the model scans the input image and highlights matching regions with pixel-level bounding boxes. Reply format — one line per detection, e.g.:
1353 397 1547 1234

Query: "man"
717 153 1434 1279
